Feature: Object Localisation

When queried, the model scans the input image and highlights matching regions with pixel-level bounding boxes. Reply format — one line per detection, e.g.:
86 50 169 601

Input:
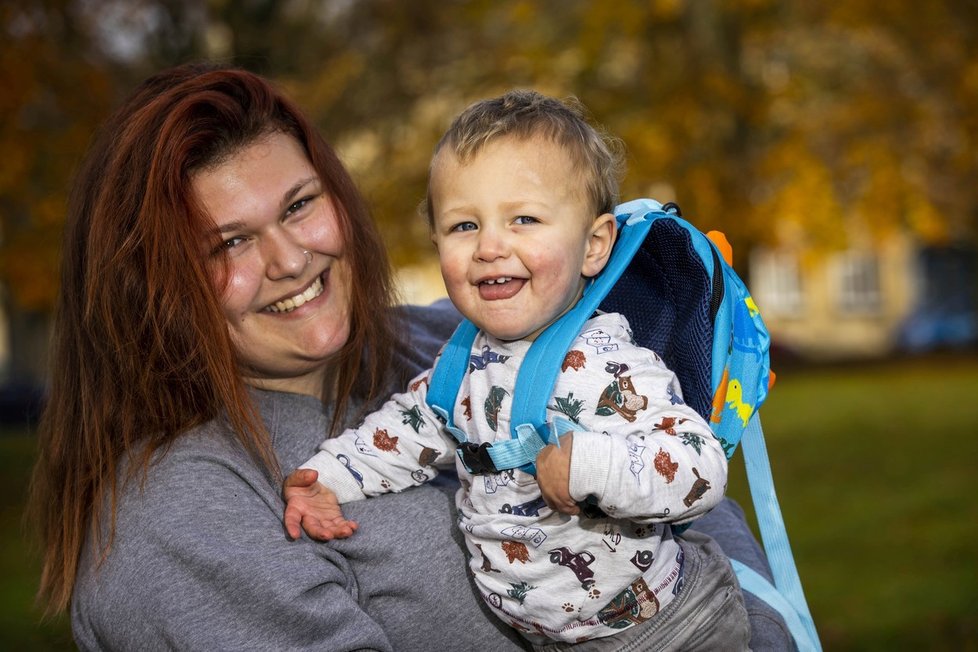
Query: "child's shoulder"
573 312 670 373
576 311 635 348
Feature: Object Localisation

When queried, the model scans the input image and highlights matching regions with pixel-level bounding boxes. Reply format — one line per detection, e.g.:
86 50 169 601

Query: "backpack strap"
738 412 822 651
427 319 478 442
425 199 674 474
509 200 667 439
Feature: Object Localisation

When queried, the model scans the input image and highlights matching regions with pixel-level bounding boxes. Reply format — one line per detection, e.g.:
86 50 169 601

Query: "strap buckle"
457 442 497 474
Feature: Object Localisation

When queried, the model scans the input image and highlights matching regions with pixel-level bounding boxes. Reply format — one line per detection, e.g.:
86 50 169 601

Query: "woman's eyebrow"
213 221 245 235
209 176 321 235
280 176 319 210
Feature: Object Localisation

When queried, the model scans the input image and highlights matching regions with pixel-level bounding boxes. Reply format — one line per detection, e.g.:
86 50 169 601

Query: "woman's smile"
263 270 328 313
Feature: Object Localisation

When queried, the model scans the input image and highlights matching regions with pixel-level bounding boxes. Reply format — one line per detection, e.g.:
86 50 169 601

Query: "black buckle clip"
457 442 498 474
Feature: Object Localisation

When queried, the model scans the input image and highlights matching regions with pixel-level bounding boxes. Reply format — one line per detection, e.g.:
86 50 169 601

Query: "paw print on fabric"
588 588 602 600
380 479 391 490
563 603 575 613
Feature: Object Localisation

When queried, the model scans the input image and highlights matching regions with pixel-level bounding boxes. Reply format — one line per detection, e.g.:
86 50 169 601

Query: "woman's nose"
264 234 309 279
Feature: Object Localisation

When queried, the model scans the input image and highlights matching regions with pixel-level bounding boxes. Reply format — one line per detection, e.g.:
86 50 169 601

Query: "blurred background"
1 0 976 649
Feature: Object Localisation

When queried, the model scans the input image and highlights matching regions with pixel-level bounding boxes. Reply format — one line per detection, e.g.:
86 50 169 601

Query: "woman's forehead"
193 133 318 224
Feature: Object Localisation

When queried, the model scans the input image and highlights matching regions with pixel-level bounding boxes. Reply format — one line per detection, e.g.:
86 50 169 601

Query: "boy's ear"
581 212 617 278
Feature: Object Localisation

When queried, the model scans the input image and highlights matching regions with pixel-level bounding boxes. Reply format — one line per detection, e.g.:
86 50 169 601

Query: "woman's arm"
71 434 398 651
72 427 528 652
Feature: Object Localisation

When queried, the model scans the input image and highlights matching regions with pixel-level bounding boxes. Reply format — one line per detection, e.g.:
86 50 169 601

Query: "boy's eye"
450 221 478 233
514 215 539 225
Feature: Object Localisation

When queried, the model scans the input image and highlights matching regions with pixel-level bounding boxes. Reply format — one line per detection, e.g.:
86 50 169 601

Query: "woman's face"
193 131 352 396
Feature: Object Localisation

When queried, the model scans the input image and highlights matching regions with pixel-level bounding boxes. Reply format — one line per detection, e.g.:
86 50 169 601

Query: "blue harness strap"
427 199 673 474
741 413 822 651
509 203 663 438
426 319 478 438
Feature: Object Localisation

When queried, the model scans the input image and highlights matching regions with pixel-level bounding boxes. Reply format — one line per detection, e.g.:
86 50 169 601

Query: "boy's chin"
482 321 548 343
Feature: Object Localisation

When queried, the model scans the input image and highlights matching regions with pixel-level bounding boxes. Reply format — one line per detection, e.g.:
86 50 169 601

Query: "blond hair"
425 89 624 223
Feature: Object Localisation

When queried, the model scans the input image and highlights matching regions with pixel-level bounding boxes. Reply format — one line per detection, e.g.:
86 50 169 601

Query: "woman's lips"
263 271 327 313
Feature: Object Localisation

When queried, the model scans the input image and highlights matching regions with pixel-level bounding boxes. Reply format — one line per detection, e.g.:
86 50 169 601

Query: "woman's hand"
283 468 359 541
535 433 579 515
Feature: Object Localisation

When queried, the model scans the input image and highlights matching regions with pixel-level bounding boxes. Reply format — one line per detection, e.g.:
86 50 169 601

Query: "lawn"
725 352 978 650
0 430 72 649
3 353 977 650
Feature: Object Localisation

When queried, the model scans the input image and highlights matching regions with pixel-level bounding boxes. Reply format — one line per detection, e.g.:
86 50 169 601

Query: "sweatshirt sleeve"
302 368 458 503
566 348 728 525
72 439 397 652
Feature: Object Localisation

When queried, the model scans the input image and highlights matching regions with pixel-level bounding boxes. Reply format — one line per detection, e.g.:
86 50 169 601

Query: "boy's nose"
474 227 509 262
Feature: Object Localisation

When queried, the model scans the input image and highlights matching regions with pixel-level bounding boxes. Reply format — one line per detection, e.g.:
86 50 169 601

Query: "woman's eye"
215 236 246 253
450 221 478 233
514 215 539 225
286 194 316 216
286 199 307 216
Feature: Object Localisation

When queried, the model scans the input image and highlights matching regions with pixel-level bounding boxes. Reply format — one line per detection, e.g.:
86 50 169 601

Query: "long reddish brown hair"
27 63 399 614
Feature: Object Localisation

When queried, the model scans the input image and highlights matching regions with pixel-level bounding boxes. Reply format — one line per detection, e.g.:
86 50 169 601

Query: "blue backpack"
427 198 820 651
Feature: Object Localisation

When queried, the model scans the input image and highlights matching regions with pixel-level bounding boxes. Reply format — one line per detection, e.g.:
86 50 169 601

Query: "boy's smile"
429 135 615 341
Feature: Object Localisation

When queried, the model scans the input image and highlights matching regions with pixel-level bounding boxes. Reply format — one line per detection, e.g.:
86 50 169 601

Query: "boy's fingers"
284 504 303 540
284 468 319 489
305 517 355 541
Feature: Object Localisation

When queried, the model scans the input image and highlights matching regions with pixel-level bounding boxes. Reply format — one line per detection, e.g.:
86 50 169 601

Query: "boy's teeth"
266 275 324 313
484 277 512 285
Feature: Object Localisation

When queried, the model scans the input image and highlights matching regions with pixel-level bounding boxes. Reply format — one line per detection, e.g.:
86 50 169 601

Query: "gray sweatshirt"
71 301 527 651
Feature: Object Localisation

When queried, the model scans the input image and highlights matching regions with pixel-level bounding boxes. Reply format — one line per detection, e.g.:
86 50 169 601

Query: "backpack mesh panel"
599 219 714 420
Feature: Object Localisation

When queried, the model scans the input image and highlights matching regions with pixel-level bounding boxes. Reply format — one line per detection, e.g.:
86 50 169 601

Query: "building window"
833 251 881 315
750 249 803 317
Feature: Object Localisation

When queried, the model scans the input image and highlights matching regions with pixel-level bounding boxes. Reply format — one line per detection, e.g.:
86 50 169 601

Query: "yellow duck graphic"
745 296 760 318
725 379 753 427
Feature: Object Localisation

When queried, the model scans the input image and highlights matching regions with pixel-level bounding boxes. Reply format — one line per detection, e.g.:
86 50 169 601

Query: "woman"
28 63 789 650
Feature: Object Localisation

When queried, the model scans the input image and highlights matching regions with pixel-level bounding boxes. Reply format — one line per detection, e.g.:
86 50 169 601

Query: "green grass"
0 430 72 650
726 353 978 651
3 354 977 650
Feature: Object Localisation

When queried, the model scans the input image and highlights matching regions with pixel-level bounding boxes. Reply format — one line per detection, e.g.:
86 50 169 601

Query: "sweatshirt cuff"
568 431 612 502
300 451 367 504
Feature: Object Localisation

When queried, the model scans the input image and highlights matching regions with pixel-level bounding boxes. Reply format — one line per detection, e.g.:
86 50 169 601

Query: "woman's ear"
581 212 617 278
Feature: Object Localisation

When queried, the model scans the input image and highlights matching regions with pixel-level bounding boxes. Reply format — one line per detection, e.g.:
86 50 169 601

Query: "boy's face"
429 135 615 341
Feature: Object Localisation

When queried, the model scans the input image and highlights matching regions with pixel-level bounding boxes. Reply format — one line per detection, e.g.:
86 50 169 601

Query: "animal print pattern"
307 312 726 643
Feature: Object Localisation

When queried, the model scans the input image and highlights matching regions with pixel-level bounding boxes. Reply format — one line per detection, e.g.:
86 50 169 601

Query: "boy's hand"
536 433 579 515
283 468 359 541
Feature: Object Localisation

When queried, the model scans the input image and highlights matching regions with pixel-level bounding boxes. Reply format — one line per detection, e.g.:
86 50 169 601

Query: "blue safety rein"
426 200 670 476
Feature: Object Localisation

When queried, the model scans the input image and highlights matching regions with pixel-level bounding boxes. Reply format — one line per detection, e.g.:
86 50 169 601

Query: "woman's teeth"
265 275 324 313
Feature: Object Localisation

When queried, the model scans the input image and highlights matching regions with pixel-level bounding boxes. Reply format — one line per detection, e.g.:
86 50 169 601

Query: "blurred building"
0 283 47 425
751 235 977 360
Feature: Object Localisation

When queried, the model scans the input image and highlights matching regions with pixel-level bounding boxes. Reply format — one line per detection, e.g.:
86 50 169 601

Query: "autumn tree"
2 0 976 381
